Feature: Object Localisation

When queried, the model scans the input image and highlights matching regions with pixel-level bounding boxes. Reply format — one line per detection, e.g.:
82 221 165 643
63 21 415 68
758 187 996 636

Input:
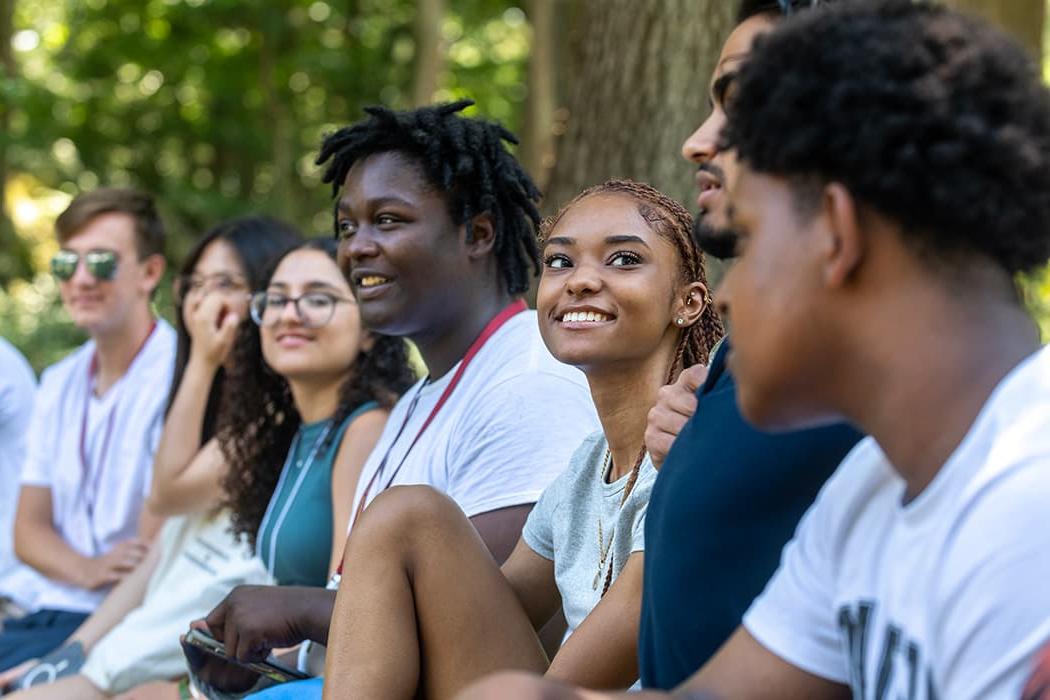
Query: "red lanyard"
79 321 157 526
347 300 527 536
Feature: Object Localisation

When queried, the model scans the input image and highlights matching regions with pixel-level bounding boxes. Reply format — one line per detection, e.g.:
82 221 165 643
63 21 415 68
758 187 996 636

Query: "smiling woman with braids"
218 239 414 585
316 180 724 699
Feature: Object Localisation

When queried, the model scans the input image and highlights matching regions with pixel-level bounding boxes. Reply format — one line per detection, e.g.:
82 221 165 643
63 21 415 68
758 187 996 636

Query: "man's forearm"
304 589 339 645
15 521 95 588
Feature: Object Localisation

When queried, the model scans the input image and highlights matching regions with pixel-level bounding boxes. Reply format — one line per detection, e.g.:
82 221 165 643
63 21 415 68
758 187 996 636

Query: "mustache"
697 162 725 183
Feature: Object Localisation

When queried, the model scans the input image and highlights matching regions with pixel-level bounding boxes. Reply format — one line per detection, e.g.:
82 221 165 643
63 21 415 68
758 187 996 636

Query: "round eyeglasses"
174 273 249 305
249 290 355 329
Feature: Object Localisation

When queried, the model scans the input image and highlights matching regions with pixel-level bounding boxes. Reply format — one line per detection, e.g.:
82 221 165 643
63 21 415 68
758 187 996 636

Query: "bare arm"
14 485 148 590
456 627 849 700
148 294 238 516
328 409 388 575
69 540 162 651
545 553 644 689
500 538 562 633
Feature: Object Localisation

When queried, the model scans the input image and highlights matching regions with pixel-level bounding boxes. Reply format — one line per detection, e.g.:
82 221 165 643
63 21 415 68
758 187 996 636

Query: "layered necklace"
593 445 647 596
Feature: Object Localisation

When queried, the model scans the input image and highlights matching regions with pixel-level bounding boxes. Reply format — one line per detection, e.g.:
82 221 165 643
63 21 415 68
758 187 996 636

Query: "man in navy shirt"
635 1 860 689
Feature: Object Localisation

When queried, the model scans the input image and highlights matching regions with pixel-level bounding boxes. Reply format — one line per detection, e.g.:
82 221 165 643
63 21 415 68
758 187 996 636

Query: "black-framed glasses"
776 0 824 15
174 273 249 305
50 249 119 282
249 290 355 329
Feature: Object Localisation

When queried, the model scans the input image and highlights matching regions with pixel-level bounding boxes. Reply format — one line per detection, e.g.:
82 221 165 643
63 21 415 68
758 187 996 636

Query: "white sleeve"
930 459 1050 700
445 372 596 518
19 372 56 488
743 473 849 684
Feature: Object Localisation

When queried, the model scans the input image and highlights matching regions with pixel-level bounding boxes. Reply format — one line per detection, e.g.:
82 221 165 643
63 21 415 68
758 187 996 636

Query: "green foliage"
2 0 528 367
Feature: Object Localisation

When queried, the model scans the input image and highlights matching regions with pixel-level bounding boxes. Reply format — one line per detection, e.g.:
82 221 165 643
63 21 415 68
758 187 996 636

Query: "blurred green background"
1 0 1048 372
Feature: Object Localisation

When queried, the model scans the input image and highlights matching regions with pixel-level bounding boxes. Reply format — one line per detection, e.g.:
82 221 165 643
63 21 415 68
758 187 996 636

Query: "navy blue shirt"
638 340 863 689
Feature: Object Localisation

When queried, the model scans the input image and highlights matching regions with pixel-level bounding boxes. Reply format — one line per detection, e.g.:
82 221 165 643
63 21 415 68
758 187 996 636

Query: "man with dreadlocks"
186 101 599 697
315 178 723 698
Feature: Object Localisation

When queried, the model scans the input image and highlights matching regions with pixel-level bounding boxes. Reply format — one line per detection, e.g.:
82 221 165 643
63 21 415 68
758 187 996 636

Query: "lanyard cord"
256 419 336 576
341 300 527 570
78 320 157 548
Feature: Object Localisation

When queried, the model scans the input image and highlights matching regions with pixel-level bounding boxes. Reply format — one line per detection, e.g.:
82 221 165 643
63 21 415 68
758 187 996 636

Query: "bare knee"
457 671 556 700
351 485 465 550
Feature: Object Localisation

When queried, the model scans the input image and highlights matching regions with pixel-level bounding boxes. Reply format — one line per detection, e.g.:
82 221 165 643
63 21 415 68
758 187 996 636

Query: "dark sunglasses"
50 249 120 282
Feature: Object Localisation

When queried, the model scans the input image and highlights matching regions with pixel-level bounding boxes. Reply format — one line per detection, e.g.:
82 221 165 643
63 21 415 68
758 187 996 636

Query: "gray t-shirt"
523 430 657 637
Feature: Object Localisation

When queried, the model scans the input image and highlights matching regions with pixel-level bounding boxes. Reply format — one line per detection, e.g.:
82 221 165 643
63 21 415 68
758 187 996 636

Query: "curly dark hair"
168 216 302 445
722 0 1050 276
315 100 543 295
218 238 416 545
541 180 725 374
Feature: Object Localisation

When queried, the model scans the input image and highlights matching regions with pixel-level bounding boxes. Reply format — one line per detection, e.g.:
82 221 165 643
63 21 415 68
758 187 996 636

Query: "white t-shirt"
0 338 37 607
18 321 176 613
744 345 1050 700
349 310 599 529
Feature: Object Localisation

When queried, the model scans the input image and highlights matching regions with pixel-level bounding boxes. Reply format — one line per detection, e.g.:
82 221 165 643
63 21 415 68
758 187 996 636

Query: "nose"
565 262 602 297
69 258 96 287
344 226 379 263
276 297 304 326
682 109 725 164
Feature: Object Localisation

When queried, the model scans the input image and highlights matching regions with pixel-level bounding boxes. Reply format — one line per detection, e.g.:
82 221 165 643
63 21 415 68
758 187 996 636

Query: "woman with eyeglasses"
0 217 302 699
218 238 415 589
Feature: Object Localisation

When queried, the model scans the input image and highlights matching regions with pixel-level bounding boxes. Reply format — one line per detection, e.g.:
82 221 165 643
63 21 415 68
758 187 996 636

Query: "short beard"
692 215 738 260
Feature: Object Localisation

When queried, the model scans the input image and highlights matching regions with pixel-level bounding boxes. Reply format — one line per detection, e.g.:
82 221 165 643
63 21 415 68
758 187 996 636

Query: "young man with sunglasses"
1 188 176 672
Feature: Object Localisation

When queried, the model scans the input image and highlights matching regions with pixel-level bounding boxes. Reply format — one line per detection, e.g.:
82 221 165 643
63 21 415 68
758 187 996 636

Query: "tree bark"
543 1 737 216
945 0 1044 62
520 0 557 191
411 0 445 107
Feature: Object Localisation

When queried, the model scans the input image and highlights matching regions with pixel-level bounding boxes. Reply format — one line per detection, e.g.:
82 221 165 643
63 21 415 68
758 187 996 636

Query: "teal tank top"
256 401 378 586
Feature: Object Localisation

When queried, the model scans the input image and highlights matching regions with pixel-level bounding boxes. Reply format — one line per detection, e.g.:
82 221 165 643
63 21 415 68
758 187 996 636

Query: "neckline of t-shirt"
898 344 1048 524
599 436 648 497
413 308 532 399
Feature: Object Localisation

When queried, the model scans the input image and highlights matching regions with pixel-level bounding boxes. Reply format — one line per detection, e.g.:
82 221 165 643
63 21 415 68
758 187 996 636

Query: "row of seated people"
1 1 1050 698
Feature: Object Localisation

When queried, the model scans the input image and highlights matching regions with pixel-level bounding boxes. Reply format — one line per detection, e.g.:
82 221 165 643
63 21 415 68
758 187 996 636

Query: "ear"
139 254 166 296
821 183 864 288
463 212 497 261
671 281 710 329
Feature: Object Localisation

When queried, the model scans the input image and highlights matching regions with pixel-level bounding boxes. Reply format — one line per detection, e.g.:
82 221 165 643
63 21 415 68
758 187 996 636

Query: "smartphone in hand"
181 628 309 685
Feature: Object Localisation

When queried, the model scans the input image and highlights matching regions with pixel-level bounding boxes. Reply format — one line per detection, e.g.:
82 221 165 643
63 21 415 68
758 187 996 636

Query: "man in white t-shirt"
187 102 598 696
457 3 1050 700
0 338 36 618
0 188 175 672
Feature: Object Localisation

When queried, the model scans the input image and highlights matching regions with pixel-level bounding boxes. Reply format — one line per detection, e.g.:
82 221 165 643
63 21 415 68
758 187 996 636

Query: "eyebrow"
544 234 652 249
268 280 343 291
336 195 413 213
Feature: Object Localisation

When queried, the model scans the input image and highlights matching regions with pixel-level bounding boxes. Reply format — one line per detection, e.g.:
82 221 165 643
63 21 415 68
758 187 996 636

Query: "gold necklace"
594 448 614 590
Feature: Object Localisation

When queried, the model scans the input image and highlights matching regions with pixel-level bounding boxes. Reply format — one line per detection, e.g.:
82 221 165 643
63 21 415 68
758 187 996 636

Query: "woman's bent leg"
323 486 547 700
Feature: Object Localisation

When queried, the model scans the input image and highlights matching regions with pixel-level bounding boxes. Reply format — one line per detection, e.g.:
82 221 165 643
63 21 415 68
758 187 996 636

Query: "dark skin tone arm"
187 504 532 692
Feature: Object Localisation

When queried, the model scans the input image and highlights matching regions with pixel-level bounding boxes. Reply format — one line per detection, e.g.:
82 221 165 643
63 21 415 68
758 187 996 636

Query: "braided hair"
316 100 543 295
542 180 726 595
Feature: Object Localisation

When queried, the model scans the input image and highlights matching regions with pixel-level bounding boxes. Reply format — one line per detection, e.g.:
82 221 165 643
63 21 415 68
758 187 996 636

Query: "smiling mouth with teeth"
359 275 390 288
559 311 613 324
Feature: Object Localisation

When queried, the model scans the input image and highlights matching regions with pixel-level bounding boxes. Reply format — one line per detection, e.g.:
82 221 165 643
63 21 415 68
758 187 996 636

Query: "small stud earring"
676 318 684 326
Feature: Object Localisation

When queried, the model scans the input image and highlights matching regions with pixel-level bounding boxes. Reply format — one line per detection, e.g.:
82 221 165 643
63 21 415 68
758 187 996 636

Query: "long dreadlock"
316 100 543 295
542 179 726 595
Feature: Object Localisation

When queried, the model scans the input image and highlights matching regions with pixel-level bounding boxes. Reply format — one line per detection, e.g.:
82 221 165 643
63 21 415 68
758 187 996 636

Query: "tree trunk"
543 0 737 216
946 0 1044 62
411 0 445 107
520 0 557 191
